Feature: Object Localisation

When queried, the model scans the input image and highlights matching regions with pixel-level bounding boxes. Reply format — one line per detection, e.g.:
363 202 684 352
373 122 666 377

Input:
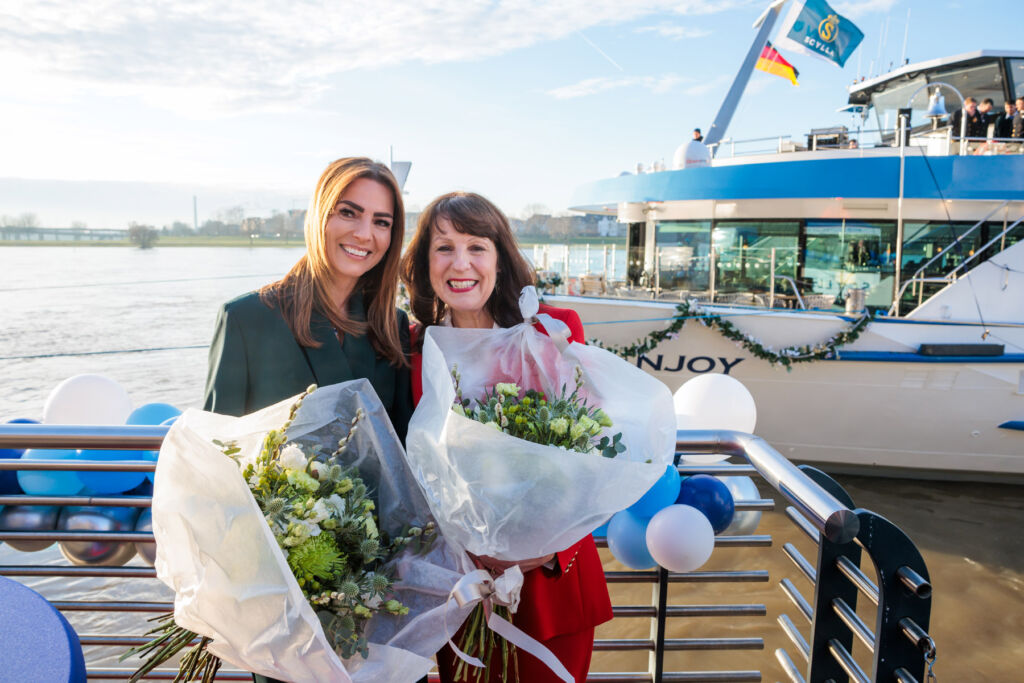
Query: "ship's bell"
925 88 947 119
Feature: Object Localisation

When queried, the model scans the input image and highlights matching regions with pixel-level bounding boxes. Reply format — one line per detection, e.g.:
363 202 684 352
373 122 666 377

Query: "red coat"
411 304 613 682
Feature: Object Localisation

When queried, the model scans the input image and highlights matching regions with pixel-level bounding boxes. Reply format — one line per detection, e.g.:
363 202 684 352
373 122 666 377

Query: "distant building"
0 226 128 241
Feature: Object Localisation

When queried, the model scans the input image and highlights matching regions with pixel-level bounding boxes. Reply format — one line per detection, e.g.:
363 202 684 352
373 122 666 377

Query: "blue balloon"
628 464 682 518
126 403 181 426
125 479 154 496
144 414 179 483
606 509 657 569
75 450 147 495
592 518 611 539
0 419 39 495
17 449 83 496
677 474 735 534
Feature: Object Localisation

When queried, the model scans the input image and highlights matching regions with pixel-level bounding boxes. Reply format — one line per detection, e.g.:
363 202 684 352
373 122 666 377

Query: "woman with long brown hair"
203 156 412 439
401 191 613 682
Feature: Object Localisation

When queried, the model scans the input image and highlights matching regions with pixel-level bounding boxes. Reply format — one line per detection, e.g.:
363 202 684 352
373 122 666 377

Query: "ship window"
870 76 927 138
804 220 896 310
655 221 711 294
1009 59 1024 99
928 61 1004 108
712 221 799 301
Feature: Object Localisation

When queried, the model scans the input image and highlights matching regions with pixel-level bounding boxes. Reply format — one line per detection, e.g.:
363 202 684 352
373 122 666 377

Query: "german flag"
755 41 799 86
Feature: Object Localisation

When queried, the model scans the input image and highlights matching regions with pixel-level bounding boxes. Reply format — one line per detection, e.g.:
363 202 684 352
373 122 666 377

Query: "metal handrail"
674 430 859 543
0 426 935 682
944 214 1024 280
888 276 957 316
904 200 1008 288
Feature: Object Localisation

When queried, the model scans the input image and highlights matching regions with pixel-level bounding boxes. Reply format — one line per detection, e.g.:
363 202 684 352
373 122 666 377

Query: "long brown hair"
400 192 533 337
260 157 406 366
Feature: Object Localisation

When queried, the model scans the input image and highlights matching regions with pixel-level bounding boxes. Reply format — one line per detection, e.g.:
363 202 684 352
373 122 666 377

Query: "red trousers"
436 624 596 683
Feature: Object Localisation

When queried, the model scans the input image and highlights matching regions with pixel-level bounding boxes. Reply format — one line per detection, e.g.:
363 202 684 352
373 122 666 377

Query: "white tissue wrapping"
406 321 676 562
152 379 468 683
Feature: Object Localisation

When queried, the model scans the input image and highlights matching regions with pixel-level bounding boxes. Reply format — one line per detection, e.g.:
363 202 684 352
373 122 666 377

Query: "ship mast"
703 0 789 148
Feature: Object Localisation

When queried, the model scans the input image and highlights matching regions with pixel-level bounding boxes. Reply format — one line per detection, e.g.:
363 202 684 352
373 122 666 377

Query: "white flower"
279 444 308 471
310 499 331 524
324 493 346 516
309 460 326 479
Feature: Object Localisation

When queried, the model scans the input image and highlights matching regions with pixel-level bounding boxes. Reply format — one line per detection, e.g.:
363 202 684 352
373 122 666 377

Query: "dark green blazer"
202 290 413 442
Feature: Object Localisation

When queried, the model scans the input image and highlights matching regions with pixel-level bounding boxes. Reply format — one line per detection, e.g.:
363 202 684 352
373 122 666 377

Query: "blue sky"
0 0 1020 228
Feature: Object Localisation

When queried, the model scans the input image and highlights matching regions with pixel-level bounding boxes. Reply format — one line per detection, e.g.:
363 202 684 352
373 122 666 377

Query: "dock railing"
0 424 936 682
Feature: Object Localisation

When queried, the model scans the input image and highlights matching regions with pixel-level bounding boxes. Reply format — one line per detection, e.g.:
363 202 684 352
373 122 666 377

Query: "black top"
202 290 413 442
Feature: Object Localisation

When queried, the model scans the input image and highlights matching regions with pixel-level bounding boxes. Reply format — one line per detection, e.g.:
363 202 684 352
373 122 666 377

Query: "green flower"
287 469 320 492
594 409 613 428
452 403 466 417
354 604 372 618
495 382 520 397
549 417 568 436
384 599 409 615
287 532 345 582
484 421 501 431
569 422 585 441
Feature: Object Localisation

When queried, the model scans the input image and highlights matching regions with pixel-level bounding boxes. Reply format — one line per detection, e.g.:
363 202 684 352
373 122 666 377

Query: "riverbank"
0 234 625 248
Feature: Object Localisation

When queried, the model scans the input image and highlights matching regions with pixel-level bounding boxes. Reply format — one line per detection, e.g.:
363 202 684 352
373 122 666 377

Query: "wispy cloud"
0 0 733 115
547 74 687 99
681 75 730 96
636 23 711 40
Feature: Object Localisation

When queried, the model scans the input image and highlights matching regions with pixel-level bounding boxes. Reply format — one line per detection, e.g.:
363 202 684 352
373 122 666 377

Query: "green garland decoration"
535 272 564 293
589 300 872 371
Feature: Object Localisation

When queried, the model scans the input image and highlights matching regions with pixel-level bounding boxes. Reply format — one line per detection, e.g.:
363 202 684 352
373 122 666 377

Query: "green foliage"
452 365 623 456
125 385 437 676
589 300 872 371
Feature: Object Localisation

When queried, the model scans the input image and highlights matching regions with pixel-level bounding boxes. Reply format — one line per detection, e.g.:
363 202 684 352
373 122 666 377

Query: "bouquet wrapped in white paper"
406 288 676 562
144 380 465 683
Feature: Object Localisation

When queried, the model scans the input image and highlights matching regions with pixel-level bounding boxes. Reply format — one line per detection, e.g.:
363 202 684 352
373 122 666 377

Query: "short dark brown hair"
401 192 534 334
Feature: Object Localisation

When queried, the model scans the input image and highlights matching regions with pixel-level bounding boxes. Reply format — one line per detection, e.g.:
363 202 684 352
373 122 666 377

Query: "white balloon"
717 474 763 536
43 374 132 425
673 374 757 432
645 504 715 573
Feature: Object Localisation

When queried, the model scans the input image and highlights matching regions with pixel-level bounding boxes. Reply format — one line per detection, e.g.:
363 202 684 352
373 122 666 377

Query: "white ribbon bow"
519 286 572 352
446 565 574 683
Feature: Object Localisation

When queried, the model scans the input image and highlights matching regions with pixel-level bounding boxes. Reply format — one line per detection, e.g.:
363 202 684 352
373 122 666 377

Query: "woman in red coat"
400 191 613 682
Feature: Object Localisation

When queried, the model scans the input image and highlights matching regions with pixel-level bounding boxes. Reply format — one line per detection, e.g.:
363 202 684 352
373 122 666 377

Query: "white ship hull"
548 295 1024 479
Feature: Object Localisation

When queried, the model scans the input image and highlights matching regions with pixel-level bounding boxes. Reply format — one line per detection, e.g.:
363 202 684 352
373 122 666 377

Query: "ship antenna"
899 8 911 65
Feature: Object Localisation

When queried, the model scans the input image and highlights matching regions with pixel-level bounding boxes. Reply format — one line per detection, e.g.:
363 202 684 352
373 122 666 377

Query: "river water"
1 246 1021 681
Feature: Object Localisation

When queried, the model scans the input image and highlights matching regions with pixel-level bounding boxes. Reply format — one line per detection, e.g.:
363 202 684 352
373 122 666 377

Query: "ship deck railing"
0 424 936 682
703 125 1024 160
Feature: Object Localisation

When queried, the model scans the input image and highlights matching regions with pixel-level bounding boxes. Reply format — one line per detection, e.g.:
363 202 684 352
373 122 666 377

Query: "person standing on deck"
401 191 614 683
202 157 416 683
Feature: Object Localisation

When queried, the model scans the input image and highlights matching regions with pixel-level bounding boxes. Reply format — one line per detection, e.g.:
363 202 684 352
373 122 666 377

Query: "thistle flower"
370 573 390 593
360 538 380 558
340 580 360 597
263 497 286 516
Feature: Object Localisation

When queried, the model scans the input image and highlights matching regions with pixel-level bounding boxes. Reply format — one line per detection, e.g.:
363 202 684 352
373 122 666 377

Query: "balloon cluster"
596 374 762 572
0 374 178 566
